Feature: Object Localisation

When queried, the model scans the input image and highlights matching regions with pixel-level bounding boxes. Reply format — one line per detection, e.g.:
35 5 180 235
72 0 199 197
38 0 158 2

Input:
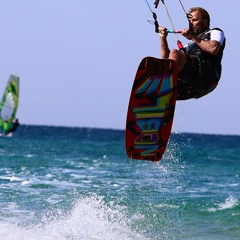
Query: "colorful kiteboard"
125 57 177 162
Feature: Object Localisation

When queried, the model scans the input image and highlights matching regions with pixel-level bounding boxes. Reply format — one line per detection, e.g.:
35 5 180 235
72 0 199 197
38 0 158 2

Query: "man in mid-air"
158 7 226 100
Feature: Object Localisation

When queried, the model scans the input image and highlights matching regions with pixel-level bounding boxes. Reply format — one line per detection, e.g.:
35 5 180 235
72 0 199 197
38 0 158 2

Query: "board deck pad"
125 57 177 162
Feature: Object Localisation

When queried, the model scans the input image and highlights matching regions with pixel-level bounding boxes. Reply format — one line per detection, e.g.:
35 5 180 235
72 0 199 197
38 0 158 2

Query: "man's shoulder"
210 28 226 46
211 28 224 33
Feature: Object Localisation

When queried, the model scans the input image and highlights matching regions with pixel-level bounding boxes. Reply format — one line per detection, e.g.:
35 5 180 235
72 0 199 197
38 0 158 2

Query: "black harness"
185 28 226 83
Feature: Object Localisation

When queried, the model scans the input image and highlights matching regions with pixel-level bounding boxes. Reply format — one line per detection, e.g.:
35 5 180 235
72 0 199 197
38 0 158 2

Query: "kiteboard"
125 57 177 162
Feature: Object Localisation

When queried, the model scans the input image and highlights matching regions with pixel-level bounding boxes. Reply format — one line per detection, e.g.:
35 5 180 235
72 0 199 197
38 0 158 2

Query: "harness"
188 29 225 76
185 28 226 97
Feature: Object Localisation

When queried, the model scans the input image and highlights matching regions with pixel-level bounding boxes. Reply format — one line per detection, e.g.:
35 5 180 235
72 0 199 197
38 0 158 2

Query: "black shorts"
177 54 217 100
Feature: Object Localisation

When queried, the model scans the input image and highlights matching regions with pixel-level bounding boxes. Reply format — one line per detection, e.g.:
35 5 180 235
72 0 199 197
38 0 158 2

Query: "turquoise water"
0 125 239 240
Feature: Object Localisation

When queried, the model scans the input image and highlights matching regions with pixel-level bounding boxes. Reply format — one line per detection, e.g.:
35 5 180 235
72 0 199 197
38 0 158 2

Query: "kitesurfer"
158 7 226 100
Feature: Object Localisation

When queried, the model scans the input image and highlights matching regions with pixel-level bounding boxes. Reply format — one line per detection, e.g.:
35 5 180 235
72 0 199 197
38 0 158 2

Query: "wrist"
192 35 198 41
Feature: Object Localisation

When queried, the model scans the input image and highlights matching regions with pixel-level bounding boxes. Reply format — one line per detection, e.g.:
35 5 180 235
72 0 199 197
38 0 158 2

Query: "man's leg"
169 49 187 73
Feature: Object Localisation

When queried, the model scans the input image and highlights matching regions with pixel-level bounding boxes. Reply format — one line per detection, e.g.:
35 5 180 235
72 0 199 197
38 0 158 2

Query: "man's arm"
191 37 221 55
158 26 171 59
181 28 222 55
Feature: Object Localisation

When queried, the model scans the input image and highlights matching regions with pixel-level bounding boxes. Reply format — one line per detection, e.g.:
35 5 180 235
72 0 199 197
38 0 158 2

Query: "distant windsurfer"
158 7 226 100
4 118 19 136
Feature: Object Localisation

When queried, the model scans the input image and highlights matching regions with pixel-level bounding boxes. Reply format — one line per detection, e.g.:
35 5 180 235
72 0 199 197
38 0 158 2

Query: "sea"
0 125 239 240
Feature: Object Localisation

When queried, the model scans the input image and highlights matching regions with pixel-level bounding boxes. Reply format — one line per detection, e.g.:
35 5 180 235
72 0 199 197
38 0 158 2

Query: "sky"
0 1 239 135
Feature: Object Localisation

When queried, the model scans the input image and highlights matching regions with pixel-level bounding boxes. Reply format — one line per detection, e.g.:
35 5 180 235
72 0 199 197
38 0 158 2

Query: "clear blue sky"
0 1 238 135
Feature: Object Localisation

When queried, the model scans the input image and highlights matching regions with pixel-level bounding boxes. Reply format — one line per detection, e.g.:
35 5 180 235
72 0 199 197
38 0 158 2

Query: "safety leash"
145 0 183 50
159 0 183 50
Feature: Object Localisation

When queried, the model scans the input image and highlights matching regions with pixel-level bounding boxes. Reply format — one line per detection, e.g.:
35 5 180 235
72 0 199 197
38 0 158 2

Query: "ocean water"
0 125 239 240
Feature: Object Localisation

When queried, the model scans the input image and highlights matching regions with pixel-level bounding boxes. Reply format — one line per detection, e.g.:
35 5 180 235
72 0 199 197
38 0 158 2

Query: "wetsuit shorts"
177 54 218 100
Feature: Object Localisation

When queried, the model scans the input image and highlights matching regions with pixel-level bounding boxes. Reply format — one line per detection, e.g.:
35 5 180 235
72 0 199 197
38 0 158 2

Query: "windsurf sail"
0 75 20 134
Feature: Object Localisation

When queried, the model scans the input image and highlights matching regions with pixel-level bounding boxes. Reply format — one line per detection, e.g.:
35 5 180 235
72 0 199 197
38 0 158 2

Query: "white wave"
208 196 239 212
0 194 150 240
0 176 24 182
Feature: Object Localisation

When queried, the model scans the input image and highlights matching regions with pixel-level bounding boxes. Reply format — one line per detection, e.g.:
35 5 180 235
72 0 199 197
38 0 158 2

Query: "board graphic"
125 57 177 162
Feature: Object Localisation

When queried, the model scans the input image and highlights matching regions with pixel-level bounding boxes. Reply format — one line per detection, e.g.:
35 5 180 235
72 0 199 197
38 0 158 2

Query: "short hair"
188 7 210 26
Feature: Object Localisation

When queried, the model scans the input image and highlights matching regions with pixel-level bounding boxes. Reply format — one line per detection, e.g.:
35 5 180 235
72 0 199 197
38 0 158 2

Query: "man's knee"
169 49 187 72
169 49 179 59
